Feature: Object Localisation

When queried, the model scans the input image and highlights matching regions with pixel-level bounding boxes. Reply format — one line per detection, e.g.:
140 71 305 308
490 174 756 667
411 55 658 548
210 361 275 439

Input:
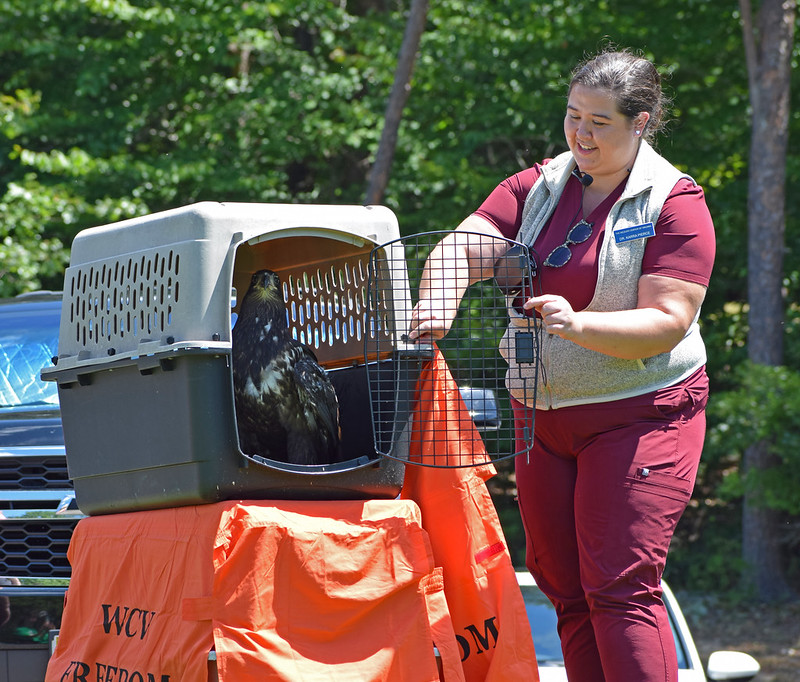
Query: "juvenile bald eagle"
232 269 342 465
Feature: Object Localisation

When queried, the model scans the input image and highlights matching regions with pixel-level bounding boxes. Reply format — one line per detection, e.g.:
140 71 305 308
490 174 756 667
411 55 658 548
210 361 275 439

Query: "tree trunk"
364 0 429 205
739 0 796 601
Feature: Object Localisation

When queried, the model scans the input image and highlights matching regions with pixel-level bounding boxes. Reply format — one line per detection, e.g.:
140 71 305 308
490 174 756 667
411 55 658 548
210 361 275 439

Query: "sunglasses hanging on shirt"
543 168 594 268
543 219 594 267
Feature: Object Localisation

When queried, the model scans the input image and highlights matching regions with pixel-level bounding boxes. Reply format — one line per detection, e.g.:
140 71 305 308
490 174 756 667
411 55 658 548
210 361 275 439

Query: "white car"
517 572 761 682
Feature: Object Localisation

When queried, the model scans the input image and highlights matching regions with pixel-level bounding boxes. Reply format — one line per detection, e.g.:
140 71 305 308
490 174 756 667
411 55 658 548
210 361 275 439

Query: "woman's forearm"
525 275 707 360
409 216 508 340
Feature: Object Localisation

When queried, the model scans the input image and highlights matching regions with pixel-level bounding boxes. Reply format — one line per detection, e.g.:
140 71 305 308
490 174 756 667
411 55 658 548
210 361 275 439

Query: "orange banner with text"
402 347 540 682
47 499 452 682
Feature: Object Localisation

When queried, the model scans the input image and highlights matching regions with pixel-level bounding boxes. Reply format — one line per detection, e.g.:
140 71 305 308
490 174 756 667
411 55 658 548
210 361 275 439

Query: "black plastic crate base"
53 351 408 515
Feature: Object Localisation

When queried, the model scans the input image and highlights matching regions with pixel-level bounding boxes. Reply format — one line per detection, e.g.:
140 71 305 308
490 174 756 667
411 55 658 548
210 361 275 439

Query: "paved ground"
685 596 800 682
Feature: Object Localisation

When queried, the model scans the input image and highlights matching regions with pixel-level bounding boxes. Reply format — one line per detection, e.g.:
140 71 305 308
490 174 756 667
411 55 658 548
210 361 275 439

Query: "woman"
408 50 715 681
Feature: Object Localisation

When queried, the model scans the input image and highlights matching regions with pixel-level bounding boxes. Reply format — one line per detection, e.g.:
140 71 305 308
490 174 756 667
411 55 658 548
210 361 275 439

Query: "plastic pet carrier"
42 202 424 515
367 230 539 468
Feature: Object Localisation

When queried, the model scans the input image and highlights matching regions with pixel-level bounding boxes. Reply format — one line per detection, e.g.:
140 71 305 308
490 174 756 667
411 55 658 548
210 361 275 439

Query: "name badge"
614 222 655 244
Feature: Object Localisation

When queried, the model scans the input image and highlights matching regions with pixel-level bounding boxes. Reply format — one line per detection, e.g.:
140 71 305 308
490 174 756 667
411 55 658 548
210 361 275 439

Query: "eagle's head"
247 269 284 305
236 269 288 332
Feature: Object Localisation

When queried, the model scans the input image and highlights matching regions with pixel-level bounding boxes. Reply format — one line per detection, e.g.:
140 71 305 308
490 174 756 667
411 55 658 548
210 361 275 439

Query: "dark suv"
0 291 79 682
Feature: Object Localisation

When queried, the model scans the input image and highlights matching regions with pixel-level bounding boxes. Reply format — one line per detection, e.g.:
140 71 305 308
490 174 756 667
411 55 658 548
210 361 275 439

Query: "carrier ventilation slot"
67 250 181 348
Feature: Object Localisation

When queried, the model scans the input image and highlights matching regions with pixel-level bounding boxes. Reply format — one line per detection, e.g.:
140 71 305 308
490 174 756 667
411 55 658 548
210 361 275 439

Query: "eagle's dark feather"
232 269 342 465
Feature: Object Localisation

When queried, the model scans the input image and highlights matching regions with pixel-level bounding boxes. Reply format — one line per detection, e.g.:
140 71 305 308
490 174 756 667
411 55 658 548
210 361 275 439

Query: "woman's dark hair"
568 50 669 142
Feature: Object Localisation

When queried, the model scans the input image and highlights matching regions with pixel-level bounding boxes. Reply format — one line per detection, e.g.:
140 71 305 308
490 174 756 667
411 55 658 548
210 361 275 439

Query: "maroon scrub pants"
514 368 708 682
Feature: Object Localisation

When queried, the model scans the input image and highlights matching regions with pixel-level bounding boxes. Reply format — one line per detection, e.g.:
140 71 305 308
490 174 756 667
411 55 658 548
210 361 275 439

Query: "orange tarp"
47 500 451 682
402 348 540 681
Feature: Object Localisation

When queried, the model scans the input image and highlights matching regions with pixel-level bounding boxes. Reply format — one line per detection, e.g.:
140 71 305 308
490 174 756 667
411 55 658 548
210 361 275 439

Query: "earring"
635 130 641 136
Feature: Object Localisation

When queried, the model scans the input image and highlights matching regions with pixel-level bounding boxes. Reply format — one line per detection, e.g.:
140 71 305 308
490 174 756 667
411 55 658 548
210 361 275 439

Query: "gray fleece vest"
500 140 707 409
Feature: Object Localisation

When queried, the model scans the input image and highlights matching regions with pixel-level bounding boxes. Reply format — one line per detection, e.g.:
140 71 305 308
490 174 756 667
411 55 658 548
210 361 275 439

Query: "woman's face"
564 84 649 182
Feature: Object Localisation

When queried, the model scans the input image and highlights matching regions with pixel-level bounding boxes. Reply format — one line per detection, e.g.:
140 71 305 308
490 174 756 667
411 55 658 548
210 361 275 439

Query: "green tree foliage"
674 360 800 592
0 0 402 292
2 0 800 591
707 362 800 516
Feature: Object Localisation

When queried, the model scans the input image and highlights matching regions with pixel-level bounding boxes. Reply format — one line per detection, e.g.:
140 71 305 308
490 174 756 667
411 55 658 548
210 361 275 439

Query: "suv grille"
0 454 70 490
0 518 76 578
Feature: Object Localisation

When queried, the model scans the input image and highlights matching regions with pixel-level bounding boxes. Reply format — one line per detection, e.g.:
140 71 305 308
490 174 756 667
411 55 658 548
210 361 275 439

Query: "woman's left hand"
524 295 581 339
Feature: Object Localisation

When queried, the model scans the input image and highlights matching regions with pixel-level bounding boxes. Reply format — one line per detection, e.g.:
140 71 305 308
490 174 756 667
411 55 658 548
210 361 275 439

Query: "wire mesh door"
366 231 540 468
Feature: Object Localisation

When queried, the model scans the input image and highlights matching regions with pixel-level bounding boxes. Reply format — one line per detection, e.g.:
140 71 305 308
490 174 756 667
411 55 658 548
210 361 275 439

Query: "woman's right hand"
407 298 456 341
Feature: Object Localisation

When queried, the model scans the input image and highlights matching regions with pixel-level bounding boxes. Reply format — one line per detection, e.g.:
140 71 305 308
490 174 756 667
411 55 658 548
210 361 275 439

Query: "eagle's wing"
292 343 341 454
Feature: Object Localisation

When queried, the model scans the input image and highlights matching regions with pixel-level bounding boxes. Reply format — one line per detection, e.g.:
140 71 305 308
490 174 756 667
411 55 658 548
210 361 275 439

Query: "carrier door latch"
515 331 536 364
